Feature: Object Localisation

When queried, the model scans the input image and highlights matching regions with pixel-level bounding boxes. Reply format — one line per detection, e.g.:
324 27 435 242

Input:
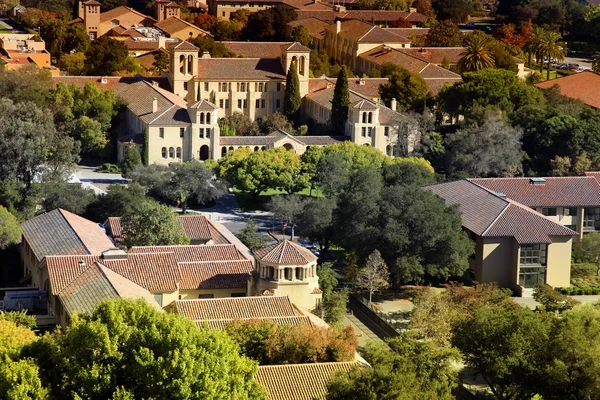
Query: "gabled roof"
188 99 218 110
469 177 600 207
58 262 161 317
534 71 600 109
254 240 317 265
197 315 312 329
324 19 408 43
197 58 286 80
256 362 358 400
99 6 156 24
219 130 345 146
156 18 209 37
178 260 253 289
426 180 578 244
286 18 330 40
129 244 247 263
174 296 298 320
584 171 600 182
21 209 114 262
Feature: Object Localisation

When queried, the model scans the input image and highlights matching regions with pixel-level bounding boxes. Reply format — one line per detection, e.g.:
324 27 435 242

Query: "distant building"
0 33 59 76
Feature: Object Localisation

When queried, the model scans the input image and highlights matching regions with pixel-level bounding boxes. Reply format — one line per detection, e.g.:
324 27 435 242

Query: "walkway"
343 313 385 347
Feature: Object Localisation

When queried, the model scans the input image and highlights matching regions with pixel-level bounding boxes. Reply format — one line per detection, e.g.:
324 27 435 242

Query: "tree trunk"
181 201 187 214
291 224 295 241
368 290 372 307
547 58 551 80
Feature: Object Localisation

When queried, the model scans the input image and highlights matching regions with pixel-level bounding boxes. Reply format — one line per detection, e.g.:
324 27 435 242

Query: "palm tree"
457 33 495 73
537 30 566 80
524 27 546 74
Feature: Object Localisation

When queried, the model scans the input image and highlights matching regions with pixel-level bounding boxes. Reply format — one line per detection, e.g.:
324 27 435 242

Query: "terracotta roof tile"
51 76 172 91
174 296 298 320
534 71 600 109
256 362 358 400
129 244 247 262
197 316 312 329
384 27 430 38
123 39 160 51
99 6 155 24
197 58 286 80
286 18 329 40
469 177 600 207
254 240 317 265
221 41 291 58
401 47 465 64
584 171 600 182
178 260 252 289
155 18 208 37
295 10 340 20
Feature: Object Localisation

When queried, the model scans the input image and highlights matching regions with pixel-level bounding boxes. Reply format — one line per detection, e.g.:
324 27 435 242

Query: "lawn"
233 187 324 211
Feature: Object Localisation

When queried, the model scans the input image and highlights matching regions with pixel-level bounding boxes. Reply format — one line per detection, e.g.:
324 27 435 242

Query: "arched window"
291 56 298 73
179 55 185 74
261 146 266 151
221 147 227 157
187 55 193 74
368 112 373 123
386 144 393 156
199 145 209 160
200 112 205 124
299 56 305 76
362 112 366 123
229 146 234 152
254 146 259 151
206 112 211 124
169 147 175 158
161 147 167 158
176 147 182 158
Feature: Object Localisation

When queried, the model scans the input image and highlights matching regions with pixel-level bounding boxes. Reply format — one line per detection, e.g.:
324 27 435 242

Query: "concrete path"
71 165 128 195
514 294 600 309
343 314 386 348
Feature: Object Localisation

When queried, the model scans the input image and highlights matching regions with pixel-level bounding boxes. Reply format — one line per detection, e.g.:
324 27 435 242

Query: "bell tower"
169 41 199 102
281 42 311 98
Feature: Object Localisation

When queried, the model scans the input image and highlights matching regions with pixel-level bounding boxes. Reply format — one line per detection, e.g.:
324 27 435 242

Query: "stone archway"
199 145 209 160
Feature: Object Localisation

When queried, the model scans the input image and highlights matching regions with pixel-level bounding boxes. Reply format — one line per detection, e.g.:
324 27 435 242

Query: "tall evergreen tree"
121 142 142 177
142 127 149 165
284 61 301 125
330 67 350 135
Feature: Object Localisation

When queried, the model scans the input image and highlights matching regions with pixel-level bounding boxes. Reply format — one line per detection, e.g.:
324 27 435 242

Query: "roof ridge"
54 259 95 295
481 202 510 236
58 209 93 255
257 361 357 369
177 259 251 264
148 104 177 124
357 26 376 42
94 261 122 296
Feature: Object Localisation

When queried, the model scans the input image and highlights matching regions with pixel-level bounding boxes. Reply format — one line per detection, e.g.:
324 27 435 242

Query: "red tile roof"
534 71 600 109
197 316 312 329
155 17 209 37
197 58 286 80
286 18 329 40
178 260 252 289
469 177 600 207
584 171 600 181
174 296 298 320
426 180 577 243
220 41 309 58
254 240 317 265
129 243 246 261
99 6 155 23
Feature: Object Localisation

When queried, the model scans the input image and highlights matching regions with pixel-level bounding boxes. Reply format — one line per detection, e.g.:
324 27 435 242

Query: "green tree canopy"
83 183 148 223
84 37 131 76
424 20 464 46
41 177 97 215
376 63 429 110
330 67 350 135
120 144 142 177
236 218 267 251
121 201 190 247
0 206 21 249
0 358 48 400
290 25 312 47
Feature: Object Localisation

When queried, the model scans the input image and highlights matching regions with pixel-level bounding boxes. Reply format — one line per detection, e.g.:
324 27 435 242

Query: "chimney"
409 7 416 12
201 50 211 59
336 20 341 34
78 260 86 267
529 177 546 185
390 98 397 111
158 36 167 49
152 97 158 113
100 249 128 260
100 76 107 84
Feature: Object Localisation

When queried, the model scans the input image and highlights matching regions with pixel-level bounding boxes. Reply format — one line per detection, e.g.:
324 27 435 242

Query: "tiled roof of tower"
426 180 578 243
254 240 318 265
129 244 246 262
469 177 600 207
256 362 358 400
534 71 600 109
20 209 114 261
178 260 253 289
197 58 286 80
197 315 312 329
188 99 218 110
58 262 161 317
174 296 298 320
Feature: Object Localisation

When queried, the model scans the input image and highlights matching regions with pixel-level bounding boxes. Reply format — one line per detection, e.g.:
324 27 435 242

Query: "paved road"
72 165 128 195
564 55 593 69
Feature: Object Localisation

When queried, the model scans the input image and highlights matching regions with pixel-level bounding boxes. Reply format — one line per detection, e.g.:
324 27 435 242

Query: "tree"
330 67 350 135
0 206 21 249
290 25 312 47
444 119 523 177
120 144 141 177
56 52 86 76
533 284 578 313
0 319 38 360
190 36 237 57
236 218 267 251
296 197 335 250
538 30 566 80
41 178 97 215
322 289 348 328
152 51 169 72
317 262 339 298
121 201 190 247
284 62 301 125
414 0 434 16
25 299 266 399
257 112 294 135
377 63 428 111
458 33 495 72
424 20 464 47
593 53 600 73
432 0 473 22
83 183 148 223
84 37 130 76
0 358 47 400
0 0 19 15
326 334 458 400
219 112 260 136
357 250 390 306
452 307 551 400
573 232 600 276
142 128 149 165
267 194 303 240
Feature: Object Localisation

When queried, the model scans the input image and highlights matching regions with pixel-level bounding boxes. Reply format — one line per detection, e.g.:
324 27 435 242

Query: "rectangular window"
159 128 164 138
183 82 188 90
206 128 211 138
258 83 264 92
225 99 230 109
153 294 163 306
180 127 185 138
222 11 225 16
520 244 547 266
89 31 97 40
261 99 265 108
277 83 281 91
219 99 224 108
518 266 546 288
238 99 242 108
564 207 577 216
204 82 209 91
243 99 247 108
240 83 246 92
199 128 204 138
276 99 280 108
367 127 372 137
255 99 260 108
542 208 557 216
584 207 600 231
384 126 389 137
198 294 214 299
361 127 366 137
231 292 245 297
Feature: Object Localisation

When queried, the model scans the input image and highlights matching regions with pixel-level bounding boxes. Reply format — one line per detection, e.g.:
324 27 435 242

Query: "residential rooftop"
534 71 600 109
173 295 299 321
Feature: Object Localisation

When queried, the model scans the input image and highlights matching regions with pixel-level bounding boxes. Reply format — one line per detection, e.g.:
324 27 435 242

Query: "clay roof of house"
197 315 312 329
45 252 182 294
99 6 155 24
286 18 330 40
188 99 218 110
384 27 430 38
295 10 341 20
174 296 298 320
309 77 387 100
534 71 600 109
123 38 160 51
584 171 600 182
116 80 190 126
58 262 161 317
197 58 286 80
20 209 114 262
256 362 358 400
155 17 209 37
219 130 345 146
468 177 600 207
84 0 101 4
178 260 253 289
106 215 230 245
220 41 292 58
344 10 424 23
120 29 145 38
425 180 578 243
254 240 317 265
51 76 172 91
129 244 247 262
324 19 408 43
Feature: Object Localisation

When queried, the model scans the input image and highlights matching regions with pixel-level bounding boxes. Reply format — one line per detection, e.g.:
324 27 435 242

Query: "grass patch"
233 187 325 211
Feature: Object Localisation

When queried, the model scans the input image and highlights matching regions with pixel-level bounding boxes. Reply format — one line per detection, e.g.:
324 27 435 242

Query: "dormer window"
111 19 119 25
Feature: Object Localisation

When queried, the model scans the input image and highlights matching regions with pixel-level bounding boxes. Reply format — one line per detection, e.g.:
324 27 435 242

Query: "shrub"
533 284 578 313
571 263 598 279
95 163 122 173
